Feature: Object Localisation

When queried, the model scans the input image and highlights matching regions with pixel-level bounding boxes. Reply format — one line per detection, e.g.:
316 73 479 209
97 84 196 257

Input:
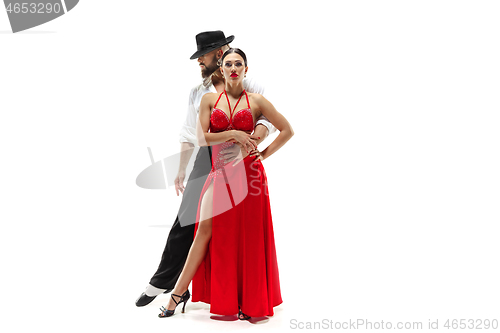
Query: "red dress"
191 90 282 317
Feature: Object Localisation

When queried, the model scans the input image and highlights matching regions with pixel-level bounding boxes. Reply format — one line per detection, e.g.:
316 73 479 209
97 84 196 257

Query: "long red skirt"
191 143 282 317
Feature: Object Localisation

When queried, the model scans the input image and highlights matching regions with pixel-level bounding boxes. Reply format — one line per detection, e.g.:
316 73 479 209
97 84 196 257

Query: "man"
136 30 273 306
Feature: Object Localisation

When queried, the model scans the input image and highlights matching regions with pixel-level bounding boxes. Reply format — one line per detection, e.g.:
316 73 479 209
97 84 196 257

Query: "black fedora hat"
190 30 234 60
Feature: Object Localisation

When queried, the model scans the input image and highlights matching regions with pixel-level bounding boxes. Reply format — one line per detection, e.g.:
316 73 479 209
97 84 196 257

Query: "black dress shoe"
135 289 173 307
136 293 156 307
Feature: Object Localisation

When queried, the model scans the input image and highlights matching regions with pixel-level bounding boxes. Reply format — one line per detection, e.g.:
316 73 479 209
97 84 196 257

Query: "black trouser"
149 146 212 290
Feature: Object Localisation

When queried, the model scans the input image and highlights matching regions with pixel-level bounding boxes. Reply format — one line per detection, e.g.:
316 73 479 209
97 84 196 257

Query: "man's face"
198 50 219 78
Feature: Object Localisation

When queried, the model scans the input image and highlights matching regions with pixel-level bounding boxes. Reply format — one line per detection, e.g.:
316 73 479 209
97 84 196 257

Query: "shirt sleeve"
255 114 274 134
244 78 276 134
179 87 199 146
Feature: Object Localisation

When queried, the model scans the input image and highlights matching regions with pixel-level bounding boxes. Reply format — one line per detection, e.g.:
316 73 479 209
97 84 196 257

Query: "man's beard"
200 55 219 78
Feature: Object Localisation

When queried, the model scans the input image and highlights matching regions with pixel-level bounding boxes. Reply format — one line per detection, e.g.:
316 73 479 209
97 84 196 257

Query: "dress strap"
244 90 250 109
224 90 245 120
213 91 224 109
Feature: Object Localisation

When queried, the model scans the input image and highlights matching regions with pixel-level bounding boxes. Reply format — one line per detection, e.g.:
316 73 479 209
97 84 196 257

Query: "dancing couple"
135 31 293 321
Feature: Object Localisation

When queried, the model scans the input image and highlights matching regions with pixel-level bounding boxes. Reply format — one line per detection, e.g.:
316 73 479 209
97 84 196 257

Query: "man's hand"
230 144 262 166
220 143 241 165
224 137 263 166
175 170 186 196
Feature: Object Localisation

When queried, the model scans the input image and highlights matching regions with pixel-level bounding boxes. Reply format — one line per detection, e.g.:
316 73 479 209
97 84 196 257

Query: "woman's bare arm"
254 95 294 160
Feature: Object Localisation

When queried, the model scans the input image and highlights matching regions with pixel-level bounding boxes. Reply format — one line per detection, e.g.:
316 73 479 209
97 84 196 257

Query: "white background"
1 1 499 332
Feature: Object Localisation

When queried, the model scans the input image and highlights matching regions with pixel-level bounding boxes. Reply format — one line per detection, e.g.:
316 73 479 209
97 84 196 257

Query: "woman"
159 48 293 320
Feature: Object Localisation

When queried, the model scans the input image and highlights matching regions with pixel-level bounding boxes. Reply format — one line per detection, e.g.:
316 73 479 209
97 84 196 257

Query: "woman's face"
220 53 247 82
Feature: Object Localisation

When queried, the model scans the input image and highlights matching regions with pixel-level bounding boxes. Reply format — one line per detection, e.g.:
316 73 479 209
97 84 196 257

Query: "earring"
217 59 222 66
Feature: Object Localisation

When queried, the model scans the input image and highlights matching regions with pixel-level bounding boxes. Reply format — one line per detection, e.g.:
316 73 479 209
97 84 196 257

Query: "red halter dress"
191 90 283 317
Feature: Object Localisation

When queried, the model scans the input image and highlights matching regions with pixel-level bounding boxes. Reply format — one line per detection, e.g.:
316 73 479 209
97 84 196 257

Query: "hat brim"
189 35 235 60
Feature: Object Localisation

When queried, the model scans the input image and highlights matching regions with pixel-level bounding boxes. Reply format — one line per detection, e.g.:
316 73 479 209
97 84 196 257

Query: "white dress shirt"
179 77 275 146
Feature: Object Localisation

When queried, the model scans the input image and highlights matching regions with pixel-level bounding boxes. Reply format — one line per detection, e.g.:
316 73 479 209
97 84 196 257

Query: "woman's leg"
164 181 214 310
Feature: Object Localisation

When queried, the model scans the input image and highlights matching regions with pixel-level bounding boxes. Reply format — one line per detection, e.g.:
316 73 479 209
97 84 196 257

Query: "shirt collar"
202 77 218 93
202 76 212 88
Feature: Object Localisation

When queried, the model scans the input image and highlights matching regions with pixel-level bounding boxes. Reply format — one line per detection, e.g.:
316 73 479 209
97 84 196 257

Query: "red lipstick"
230 73 238 77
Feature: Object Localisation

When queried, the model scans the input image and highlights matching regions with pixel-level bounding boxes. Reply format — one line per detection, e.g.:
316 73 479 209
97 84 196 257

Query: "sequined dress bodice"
210 90 254 133
208 90 255 177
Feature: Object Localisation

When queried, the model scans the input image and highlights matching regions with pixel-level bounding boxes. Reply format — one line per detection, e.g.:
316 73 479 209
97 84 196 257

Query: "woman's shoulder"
201 92 219 104
247 92 265 102
202 92 219 100
247 92 268 107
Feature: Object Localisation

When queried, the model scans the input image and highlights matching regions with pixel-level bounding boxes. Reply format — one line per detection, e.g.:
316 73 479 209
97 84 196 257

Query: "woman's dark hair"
221 48 247 67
